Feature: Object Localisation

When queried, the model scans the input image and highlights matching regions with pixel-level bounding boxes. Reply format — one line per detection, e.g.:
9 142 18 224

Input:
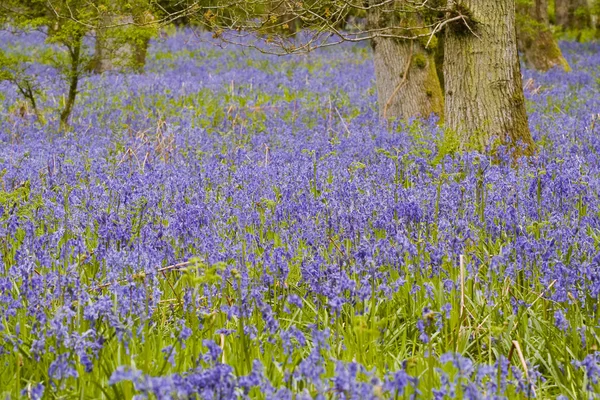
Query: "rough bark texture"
367 2 444 120
517 0 570 71
444 0 535 156
434 34 445 92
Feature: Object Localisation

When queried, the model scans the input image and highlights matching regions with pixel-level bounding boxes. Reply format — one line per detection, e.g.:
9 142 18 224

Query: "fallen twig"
93 260 193 291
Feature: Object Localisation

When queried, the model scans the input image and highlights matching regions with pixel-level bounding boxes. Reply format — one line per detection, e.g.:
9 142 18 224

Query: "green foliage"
433 128 461 165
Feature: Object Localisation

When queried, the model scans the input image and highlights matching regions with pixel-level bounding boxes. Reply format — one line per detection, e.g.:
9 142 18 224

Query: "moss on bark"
516 5 570 72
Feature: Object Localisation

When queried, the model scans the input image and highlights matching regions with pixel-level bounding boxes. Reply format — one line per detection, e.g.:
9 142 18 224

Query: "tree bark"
367 2 444 120
60 36 82 129
434 33 445 92
517 0 570 71
444 0 535 156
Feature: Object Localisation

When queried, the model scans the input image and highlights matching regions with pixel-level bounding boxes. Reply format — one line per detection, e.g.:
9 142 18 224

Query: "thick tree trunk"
517 0 570 71
367 2 444 120
444 0 535 156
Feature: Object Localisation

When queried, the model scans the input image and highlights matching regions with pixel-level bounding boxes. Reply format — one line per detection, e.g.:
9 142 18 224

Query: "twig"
334 107 352 137
425 14 464 48
526 279 556 310
510 340 537 397
459 254 465 319
94 261 193 291
459 15 480 40
220 333 226 364
264 144 270 167
328 236 350 260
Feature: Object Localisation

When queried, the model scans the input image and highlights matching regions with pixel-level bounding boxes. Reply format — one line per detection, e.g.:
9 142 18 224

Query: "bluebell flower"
554 310 569 332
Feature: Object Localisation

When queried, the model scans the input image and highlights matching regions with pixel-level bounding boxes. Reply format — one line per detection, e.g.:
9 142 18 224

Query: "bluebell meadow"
1 29 600 399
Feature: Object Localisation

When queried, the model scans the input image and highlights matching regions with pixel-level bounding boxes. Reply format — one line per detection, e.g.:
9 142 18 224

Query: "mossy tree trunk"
517 0 570 71
60 34 83 129
444 0 535 157
367 1 444 120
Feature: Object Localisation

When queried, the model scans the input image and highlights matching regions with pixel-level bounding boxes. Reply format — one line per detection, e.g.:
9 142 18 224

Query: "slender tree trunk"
590 0 600 32
570 0 591 28
555 0 591 29
60 37 82 129
517 0 570 71
444 0 535 156
132 11 155 73
556 0 570 26
93 13 151 73
93 14 133 73
15 80 44 124
368 2 444 120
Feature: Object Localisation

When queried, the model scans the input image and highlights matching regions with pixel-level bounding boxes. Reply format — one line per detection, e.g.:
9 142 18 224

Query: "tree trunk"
556 0 570 26
517 0 570 71
132 11 155 73
367 2 444 120
93 13 151 74
570 0 591 28
590 0 599 32
444 0 535 156
434 33 445 93
60 36 82 129
555 0 591 29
